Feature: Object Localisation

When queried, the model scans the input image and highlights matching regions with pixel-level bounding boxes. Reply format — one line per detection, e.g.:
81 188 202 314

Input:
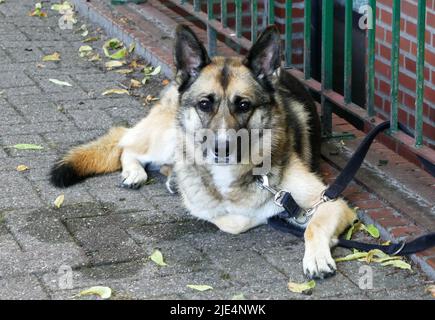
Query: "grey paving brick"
64 214 146 264
68 109 114 130
0 71 34 88
3 45 45 63
0 275 49 300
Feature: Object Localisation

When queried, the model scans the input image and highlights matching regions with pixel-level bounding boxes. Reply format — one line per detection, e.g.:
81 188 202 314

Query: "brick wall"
375 0 435 149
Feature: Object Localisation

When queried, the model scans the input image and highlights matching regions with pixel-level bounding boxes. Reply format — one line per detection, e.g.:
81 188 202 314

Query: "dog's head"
174 25 282 168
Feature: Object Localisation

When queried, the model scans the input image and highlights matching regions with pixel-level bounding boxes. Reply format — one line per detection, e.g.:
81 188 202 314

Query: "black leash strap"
268 121 435 255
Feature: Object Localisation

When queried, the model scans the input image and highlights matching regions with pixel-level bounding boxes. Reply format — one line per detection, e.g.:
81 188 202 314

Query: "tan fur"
62 126 126 176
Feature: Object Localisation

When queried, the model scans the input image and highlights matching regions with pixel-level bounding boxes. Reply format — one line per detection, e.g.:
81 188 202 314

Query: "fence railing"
167 0 429 149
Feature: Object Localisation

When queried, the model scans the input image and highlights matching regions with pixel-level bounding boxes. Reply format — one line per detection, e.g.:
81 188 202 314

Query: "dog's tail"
50 127 127 188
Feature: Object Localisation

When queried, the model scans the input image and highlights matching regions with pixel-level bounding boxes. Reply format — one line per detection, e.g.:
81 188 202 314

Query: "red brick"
378 217 409 229
426 257 435 270
366 208 397 221
353 200 386 210
390 226 422 239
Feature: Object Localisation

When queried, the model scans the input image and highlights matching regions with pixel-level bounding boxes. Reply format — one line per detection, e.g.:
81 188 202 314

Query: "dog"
50 25 356 279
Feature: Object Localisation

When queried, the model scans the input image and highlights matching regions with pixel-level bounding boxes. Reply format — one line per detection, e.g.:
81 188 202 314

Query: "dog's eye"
236 100 251 113
198 99 213 112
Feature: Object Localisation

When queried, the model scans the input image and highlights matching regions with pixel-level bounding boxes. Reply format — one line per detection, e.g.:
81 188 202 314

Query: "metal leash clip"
256 175 288 207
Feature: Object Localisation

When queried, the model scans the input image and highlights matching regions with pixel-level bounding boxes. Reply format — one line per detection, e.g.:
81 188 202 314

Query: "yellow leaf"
426 285 435 298
77 286 112 300
187 285 213 292
88 54 101 62
130 79 142 89
54 194 65 209
287 280 315 294
102 89 129 96
335 252 368 262
16 165 29 172
114 69 133 74
149 249 167 266
42 52 61 62
381 259 412 270
105 60 125 70
83 36 99 43
12 144 43 150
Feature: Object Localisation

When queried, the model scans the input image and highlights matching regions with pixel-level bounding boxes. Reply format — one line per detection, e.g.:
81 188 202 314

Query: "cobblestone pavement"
0 1 433 300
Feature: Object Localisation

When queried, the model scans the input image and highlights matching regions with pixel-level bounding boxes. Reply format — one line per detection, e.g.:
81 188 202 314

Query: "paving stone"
0 71 34 88
68 109 114 130
0 275 49 300
64 214 146 264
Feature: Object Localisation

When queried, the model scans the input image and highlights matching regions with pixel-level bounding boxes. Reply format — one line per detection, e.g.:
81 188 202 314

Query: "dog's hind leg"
120 149 148 189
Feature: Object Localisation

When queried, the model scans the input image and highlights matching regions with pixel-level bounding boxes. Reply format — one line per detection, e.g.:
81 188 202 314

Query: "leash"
261 121 435 256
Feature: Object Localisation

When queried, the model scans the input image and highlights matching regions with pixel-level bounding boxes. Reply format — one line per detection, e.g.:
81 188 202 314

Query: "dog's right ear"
174 25 210 89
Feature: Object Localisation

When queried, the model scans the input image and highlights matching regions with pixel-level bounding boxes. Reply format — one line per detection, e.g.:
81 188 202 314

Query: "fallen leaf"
187 285 213 292
102 89 129 96
381 259 412 270
103 38 127 60
149 249 167 266
105 60 125 70
83 36 99 43
78 286 112 300
16 165 29 172
88 53 101 62
42 52 61 62
51 1 72 12
49 78 72 87
162 79 170 86
54 194 65 209
11 144 44 150
78 24 88 37
128 43 135 53
130 79 142 89
426 285 435 298
36 63 46 68
362 224 380 239
287 280 315 294
231 293 245 300
144 95 159 105
148 65 161 76
29 3 47 17
335 251 368 262
114 69 133 74
79 45 93 58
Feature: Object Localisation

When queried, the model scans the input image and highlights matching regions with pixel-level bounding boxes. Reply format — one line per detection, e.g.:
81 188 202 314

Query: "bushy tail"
50 127 127 188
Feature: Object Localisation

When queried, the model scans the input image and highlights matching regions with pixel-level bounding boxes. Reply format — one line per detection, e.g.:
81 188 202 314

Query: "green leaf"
381 259 412 270
103 38 127 60
49 78 72 87
77 286 112 299
287 280 315 294
11 144 44 150
362 224 380 238
187 285 213 292
149 249 167 266
51 2 72 12
128 43 135 53
335 252 368 262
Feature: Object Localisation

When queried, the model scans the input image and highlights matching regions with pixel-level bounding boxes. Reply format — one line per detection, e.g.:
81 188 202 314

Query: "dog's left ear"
243 26 281 78
174 24 210 88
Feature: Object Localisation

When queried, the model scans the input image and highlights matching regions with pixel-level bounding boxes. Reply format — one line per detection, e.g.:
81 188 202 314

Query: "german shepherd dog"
50 25 356 279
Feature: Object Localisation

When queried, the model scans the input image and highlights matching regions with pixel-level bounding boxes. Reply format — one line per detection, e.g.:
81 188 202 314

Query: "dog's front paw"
303 247 336 279
120 169 148 189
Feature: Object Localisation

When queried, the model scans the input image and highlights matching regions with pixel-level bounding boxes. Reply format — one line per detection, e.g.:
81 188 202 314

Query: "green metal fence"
167 0 428 149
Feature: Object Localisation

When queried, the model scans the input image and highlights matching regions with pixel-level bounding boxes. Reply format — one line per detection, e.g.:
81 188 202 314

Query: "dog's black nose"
214 139 230 157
